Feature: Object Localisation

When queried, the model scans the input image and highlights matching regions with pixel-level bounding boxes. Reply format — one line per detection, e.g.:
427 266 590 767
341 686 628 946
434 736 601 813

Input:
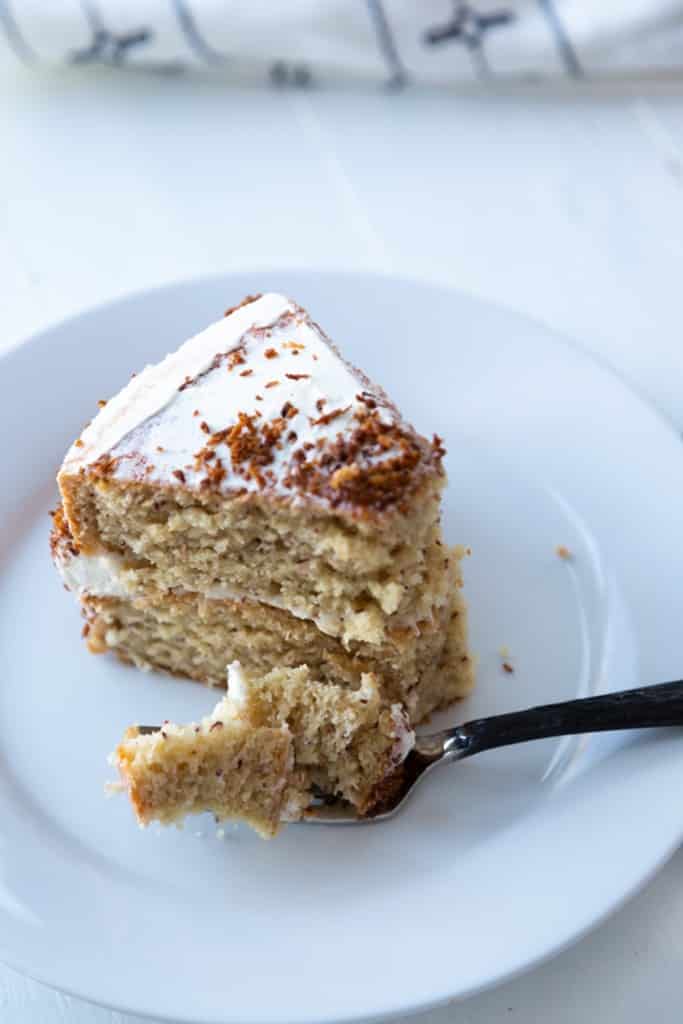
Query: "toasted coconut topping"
59 294 444 516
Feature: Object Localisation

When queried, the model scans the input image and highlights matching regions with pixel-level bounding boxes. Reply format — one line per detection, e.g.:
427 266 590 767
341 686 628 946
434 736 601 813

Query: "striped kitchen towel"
2 1 683 86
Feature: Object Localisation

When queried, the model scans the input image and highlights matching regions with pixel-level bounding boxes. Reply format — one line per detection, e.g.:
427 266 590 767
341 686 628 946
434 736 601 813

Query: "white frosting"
54 546 130 598
59 293 408 504
203 695 235 725
389 705 416 765
61 293 292 474
226 661 249 709
206 581 345 637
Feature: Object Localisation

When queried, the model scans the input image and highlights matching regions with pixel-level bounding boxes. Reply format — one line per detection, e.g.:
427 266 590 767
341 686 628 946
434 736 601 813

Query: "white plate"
1 271 682 1024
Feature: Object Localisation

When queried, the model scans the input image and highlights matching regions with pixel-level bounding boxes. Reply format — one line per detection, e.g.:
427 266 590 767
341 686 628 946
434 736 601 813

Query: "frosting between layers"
59 293 440 511
226 661 249 710
51 544 423 642
389 705 416 765
51 543 339 633
53 545 130 599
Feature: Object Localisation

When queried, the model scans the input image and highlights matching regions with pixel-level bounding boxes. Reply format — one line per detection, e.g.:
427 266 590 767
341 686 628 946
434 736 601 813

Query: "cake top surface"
61 293 444 513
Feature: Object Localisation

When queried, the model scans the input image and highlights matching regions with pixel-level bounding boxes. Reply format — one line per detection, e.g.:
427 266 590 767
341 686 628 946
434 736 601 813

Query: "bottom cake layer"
82 585 474 724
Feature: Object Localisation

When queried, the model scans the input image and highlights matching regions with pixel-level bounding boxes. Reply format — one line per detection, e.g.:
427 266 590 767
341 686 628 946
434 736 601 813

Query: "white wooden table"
2 63 682 1023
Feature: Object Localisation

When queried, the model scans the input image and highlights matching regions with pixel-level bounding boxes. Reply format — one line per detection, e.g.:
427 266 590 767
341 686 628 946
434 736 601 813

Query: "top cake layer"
60 293 443 516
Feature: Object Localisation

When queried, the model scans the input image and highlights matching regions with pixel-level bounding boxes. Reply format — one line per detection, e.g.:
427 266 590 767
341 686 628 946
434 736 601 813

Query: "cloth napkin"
2 2 683 86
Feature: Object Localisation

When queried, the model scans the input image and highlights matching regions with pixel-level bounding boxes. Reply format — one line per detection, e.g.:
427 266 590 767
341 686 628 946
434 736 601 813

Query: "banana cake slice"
52 292 473 721
113 663 415 838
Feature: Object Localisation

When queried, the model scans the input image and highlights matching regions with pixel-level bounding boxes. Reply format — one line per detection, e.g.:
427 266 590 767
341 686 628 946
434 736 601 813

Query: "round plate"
1 271 682 1024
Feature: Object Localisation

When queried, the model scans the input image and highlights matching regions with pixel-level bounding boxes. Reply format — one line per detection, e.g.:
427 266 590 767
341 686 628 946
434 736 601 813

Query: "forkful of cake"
114 666 683 835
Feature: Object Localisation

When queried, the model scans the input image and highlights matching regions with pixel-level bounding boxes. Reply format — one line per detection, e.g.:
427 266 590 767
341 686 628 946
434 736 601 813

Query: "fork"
138 680 683 823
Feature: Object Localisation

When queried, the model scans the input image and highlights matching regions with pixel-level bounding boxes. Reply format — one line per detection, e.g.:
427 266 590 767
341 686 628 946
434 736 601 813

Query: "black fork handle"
454 681 683 759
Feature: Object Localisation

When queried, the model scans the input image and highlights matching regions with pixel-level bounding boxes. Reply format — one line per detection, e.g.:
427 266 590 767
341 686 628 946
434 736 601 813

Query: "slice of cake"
51 292 473 721
114 663 415 837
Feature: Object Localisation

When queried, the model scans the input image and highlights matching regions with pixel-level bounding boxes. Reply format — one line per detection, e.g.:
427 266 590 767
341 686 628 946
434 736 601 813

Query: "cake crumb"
502 662 514 675
556 545 573 560
265 348 278 359
499 645 510 659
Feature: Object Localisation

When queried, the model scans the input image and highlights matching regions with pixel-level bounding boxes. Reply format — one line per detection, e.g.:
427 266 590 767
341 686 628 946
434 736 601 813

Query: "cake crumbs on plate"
556 545 573 560
502 662 515 675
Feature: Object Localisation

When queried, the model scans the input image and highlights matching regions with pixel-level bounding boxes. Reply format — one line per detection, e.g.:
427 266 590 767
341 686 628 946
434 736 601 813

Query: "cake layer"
114 663 415 836
57 293 447 646
53 486 449 644
81 583 473 724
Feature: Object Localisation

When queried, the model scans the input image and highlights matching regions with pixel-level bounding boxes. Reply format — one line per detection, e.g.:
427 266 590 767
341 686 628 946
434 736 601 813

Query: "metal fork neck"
416 727 471 762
